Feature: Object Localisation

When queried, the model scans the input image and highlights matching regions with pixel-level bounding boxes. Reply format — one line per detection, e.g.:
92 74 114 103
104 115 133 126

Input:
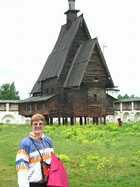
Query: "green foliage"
0 82 20 100
117 93 138 99
118 94 129 99
0 123 140 187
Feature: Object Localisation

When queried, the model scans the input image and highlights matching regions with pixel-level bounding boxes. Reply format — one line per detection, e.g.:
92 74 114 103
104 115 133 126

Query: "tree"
117 94 123 99
0 82 20 100
117 94 136 100
123 94 129 99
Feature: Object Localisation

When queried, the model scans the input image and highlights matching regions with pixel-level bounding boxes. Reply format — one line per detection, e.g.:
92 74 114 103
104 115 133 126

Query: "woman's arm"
16 139 30 187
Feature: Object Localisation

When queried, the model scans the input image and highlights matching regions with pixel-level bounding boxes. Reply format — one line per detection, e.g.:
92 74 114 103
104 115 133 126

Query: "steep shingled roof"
31 15 90 94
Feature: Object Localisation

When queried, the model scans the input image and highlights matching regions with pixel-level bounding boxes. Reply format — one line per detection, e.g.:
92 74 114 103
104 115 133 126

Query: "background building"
107 98 140 122
0 100 30 124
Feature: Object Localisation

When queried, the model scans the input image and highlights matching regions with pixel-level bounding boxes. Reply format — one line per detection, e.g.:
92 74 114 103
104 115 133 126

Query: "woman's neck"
34 132 43 139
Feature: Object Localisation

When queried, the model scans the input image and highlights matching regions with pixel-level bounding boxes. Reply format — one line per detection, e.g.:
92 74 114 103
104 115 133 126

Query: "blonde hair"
31 113 45 125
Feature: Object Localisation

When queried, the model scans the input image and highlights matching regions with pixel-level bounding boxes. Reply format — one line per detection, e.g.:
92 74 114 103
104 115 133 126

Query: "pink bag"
47 154 69 187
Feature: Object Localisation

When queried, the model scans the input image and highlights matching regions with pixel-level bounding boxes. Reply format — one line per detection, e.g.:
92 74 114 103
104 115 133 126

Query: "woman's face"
32 120 44 134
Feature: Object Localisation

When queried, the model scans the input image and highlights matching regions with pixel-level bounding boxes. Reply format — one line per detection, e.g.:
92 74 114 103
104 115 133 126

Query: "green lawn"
0 123 140 187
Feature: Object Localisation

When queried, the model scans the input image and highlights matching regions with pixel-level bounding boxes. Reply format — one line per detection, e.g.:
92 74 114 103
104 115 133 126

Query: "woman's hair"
31 113 45 125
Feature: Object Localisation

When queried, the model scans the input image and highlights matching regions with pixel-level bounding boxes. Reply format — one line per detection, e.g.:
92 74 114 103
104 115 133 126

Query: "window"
9 104 18 111
51 88 54 93
94 94 97 102
46 88 49 94
64 93 68 103
0 104 6 111
94 77 99 82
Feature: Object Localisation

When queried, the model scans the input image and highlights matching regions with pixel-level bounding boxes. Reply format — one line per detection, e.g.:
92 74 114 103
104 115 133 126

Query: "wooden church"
19 0 116 124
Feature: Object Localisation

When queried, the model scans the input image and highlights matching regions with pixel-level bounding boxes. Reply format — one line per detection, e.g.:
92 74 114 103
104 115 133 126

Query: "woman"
16 113 54 187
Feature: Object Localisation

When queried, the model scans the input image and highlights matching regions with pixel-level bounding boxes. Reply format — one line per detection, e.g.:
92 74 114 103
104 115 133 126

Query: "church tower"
65 0 79 28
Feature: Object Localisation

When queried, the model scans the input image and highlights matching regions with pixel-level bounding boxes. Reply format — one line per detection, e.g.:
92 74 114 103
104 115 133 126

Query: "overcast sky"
0 0 139 99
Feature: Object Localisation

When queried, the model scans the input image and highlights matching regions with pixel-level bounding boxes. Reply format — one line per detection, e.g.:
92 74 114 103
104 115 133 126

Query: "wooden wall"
83 46 108 88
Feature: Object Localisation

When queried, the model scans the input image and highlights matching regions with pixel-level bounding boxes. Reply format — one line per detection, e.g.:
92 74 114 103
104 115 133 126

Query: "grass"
0 123 140 187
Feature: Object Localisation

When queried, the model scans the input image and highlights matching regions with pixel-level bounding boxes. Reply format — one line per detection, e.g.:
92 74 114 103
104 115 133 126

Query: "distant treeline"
117 94 138 99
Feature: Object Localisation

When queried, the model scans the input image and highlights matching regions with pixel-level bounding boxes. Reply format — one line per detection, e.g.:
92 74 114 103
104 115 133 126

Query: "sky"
0 0 139 99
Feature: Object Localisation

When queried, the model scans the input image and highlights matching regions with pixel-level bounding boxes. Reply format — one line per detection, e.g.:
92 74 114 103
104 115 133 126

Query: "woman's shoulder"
44 135 54 148
19 137 31 151
20 136 31 144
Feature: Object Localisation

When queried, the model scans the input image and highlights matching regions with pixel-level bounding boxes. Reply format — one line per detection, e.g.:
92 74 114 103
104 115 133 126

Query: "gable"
82 43 114 88
64 38 114 88
83 46 107 85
